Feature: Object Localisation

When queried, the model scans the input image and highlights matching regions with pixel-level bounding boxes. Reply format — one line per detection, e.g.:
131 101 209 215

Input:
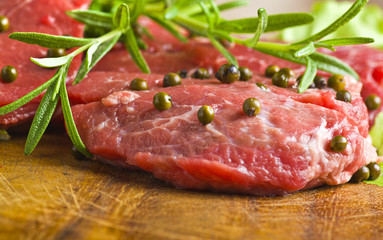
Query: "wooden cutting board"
1 133 383 240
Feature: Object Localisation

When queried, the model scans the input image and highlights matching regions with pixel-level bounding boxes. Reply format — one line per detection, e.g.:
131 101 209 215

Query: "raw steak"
71 74 378 196
0 0 90 128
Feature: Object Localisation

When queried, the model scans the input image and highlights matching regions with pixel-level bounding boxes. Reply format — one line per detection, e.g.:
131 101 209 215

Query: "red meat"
0 0 90 128
71 74 378 196
68 72 165 105
321 45 383 126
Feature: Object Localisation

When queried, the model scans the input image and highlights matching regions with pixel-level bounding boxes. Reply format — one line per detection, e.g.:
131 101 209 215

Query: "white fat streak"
125 107 135 112
95 121 107 132
154 78 162 85
258 111 276 130
205 122 226 139
104 75 118 83
102 91 140 107
95 120 107 132
125 105 226 144
304 118 331 180
160 106 199 128
236 165 251 175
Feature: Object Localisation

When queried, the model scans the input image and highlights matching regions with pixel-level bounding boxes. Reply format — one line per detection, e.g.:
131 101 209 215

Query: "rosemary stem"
253 42 291 52
233 37 291 52
96 29 122 43
174 14 208 33
68 29 122 59
144 3 165 13
68 42 93 58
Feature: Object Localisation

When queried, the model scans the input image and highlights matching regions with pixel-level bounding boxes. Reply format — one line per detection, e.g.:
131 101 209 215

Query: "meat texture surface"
321 45 383 126
71 74 378 196
0 0 90 128
68 72 165 105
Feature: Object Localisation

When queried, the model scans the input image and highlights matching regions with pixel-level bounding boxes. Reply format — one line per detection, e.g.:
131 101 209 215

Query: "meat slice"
0 0 90 128
71 74 378 196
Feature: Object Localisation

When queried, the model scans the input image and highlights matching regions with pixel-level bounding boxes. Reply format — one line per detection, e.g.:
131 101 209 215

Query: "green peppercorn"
197 105 214 125
71 145 87 161
296 75 315 88
47 48 66 58
256 82 267 91
314 75 327 89
327 74 345 91
265 65 280 78
215 63 240 83
239 66 253 81
0 16 10 32
130 78 148 91
279 68 295 79
177 69 188 79
336 90 352 103
153 92 172 111
163 73 182 87
330 135 348 153
243 98 261 117
367 162 381 180
272 72 289 88
350 166 370 183
364 94 381 110
191 68 210 79
1 65 18 83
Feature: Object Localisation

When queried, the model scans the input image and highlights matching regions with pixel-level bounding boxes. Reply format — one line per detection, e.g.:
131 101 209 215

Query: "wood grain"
1 133 383 240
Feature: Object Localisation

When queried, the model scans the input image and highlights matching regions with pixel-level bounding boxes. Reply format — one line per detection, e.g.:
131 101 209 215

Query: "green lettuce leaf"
370 112 383 156
366 113 383 186
279 1 383 48
364 163 383 186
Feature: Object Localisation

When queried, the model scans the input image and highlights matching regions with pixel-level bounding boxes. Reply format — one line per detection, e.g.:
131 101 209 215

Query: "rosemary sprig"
1 3 131 157
288 0 371 92
294 0 369 45
0 0 375 156
246 8 268 48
